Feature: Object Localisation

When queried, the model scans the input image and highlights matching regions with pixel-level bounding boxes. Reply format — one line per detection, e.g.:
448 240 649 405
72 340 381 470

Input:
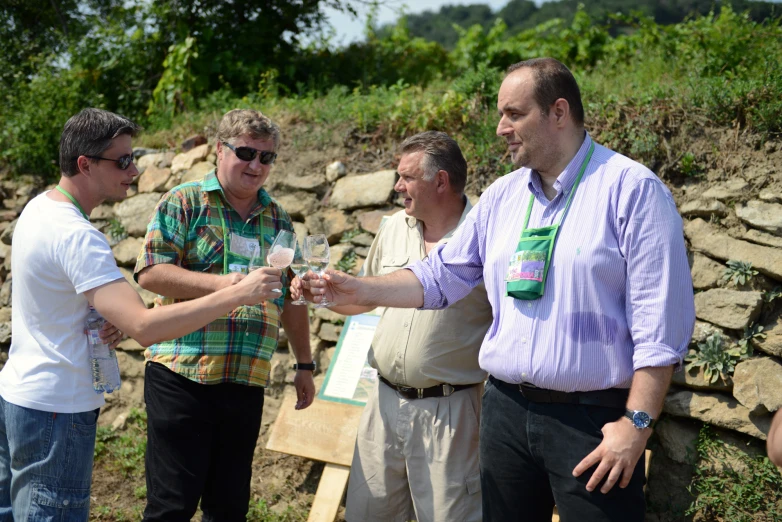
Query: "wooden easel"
266 390 363 522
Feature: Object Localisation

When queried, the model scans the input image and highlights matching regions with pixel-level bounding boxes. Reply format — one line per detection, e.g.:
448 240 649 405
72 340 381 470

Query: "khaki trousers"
345 380 483 522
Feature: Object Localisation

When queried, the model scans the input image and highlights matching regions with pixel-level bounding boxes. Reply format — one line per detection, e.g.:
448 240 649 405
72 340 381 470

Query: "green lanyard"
211 194 264 275
521 141 595 232
55 186 89 221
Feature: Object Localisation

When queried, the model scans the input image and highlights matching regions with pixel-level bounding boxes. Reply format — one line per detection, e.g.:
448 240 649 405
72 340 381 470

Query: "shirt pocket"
190 225 224 268
378 255 409 276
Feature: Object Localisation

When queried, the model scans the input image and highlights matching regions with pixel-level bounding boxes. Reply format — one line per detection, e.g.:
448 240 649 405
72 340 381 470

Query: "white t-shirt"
0 191 123 413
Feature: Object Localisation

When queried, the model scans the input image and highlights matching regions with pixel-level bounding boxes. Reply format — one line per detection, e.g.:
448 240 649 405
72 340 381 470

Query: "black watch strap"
293 362 316 371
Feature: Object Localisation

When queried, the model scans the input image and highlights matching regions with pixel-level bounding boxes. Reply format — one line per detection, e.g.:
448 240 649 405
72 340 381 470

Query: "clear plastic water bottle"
85 306 121 394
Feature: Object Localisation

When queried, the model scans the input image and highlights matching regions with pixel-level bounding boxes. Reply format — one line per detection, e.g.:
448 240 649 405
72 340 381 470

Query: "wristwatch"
293 362 316 371
624 409 656 429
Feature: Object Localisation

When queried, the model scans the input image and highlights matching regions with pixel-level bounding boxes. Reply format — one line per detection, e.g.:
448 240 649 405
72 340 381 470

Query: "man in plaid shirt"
135 109 314 521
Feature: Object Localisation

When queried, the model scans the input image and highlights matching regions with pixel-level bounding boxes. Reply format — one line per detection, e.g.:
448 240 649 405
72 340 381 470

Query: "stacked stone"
647 178 782 517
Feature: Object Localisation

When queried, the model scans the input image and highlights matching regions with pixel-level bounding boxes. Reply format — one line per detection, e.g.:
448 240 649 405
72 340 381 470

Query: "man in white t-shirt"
0 108 284 521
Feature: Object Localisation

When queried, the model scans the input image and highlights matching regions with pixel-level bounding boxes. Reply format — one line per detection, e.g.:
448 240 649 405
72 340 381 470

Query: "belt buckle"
397 385 413 397
442 384 455 397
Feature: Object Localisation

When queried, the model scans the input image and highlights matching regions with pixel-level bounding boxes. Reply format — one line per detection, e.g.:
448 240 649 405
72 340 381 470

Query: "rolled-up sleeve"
409 202 486 310
617 177 695 370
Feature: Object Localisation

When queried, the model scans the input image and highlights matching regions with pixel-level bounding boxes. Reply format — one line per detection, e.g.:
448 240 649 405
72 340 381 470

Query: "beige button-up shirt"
362 201 492 388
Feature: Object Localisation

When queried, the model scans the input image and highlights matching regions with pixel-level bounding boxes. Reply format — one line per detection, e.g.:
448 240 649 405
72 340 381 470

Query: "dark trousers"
142 362 265 522
480 377 646 522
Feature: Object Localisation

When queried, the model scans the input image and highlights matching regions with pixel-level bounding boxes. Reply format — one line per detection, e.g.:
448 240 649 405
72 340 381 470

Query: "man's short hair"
59 108 140 177
506 58 585 127
399 131 467 194
216 109 281 151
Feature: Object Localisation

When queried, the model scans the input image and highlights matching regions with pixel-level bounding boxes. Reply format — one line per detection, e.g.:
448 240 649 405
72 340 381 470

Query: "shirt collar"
405 195 473 242
201 169 272 210
528 132 592 200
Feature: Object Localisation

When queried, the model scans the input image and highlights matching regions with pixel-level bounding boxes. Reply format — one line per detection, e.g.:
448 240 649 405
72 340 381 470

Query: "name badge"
229 232 260 258
228 263 248 274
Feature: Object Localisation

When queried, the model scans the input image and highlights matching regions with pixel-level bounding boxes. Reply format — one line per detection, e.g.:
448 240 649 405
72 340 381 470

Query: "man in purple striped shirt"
295 57 695 521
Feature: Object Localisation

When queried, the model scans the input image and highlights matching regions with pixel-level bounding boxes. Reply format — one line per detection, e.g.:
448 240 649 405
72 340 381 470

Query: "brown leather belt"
490 376 628 409
379 375 477 400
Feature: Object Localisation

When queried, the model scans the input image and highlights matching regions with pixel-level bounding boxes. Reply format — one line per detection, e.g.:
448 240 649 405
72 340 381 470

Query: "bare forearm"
626 365 674 418
768 410 782 466
137 264 228 299
90 280 243 347
282 301 313 363
357 269 424 308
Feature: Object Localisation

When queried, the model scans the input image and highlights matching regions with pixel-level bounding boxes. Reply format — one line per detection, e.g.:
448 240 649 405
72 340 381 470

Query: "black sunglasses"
76 154 135 170
222 142 277 165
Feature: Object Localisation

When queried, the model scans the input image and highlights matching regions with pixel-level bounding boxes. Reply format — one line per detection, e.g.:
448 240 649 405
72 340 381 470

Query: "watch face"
632 411 651 429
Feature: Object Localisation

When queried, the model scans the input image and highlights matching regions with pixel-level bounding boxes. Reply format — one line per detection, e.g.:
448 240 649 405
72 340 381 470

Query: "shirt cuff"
406 263 446 310
633 342 685 372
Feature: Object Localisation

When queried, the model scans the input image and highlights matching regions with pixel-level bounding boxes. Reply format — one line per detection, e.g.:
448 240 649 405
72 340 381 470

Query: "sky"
322 0 525 45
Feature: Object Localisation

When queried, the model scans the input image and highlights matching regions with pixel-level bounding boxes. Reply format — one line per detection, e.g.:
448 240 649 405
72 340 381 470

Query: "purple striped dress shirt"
409 134 695 392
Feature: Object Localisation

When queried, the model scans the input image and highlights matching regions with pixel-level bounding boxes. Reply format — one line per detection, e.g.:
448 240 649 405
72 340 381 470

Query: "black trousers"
480 377 646 522
142 362 265 522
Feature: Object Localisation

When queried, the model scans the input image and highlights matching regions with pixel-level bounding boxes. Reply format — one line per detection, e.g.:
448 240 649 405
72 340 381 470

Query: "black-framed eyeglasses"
75 154 135 170
222 142 277 165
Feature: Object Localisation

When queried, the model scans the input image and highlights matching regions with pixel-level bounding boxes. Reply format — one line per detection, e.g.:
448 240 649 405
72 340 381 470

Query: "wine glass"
305 234 331 308
248 243 264 273
289 243 310 306
266 230 297 294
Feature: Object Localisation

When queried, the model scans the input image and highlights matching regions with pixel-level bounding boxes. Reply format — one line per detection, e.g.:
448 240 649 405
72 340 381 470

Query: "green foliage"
685 332 749 384
339 228 362 243
246 498 306 522
392 0 782 49
105 218 128 245
147 36 200 120
764 286 782 304
3 2 782 182
679 152 699 177
737 323 766 353
723 260 759 287
687 424 782 521
93 408 147 478
335 250 357 273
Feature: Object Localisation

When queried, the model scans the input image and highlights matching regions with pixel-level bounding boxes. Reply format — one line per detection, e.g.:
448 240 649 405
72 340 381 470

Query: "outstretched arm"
86 267 282 347
293 268 424 309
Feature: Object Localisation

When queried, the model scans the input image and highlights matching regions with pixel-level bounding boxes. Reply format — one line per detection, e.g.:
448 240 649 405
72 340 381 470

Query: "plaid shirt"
134 170 294 387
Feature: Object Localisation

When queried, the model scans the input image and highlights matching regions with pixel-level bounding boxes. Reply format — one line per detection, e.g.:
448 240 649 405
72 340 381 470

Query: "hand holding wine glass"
289 243 310 305
266 230 297 294
304 234 332 307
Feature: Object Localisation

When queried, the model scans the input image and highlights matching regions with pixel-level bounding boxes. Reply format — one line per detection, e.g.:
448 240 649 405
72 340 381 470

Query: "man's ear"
216 141 223 162
76 156 93 177
436 169 450 193
551 98 571 127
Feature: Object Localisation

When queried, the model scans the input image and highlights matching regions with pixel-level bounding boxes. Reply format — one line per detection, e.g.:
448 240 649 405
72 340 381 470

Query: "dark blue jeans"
0 395 99 522
480 377 646 522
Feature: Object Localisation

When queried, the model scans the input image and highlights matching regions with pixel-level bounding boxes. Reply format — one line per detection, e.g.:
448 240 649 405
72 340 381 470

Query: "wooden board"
307 464 351 522
266 390 364 467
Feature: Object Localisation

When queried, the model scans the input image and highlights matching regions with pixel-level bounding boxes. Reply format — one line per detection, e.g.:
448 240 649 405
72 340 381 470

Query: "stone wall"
1 139 781 519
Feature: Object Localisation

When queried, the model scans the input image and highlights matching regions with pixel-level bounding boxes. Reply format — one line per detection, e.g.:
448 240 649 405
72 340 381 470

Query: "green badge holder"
505 142 595 300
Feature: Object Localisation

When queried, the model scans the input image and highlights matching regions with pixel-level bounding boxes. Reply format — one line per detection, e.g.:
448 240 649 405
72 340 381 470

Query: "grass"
90 408 313 521
687 425 782 521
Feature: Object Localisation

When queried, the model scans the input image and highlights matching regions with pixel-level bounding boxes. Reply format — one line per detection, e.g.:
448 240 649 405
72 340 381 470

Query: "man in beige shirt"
330 131 492 522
